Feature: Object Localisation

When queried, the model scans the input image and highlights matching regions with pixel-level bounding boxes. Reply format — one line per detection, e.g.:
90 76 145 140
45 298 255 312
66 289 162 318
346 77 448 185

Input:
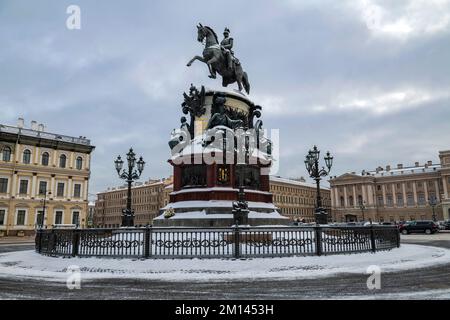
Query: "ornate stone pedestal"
153 86 288 227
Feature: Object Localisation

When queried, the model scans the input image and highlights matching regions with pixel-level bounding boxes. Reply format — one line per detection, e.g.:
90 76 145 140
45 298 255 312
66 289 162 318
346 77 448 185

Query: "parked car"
437 221 447 230
444 220 450 230
399 220 439 235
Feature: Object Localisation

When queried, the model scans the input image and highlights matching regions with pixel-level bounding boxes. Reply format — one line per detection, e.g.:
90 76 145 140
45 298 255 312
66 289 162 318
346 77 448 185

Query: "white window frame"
0 208 8 227
34 208 45 226
54 209 64 225
75 155 84 170
36 179 50 197
41 150 51 166
0 175 10 194
71 210 81 225
73 182 82 199
22 148 32 164
15 208 28 226
58 152 68 169
56 181 66 198
17 177 31 196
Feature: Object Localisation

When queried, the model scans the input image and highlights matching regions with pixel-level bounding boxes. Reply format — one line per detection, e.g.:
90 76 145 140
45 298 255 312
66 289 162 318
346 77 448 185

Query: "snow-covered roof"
362 164 441 178
270 176 330 190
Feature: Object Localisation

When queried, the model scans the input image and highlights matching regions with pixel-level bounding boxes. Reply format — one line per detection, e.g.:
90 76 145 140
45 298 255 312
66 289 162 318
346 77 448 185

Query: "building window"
76 157 83 170
16 210 26 225
55 211 63 224
418 193 426 205
377 185 381 191
59 154 67 168
386 195 393 207
349 196 354 207
357 195 363 206
407 194 414 206
36 210 44 226
1 146 12 162
0 209 5 225
19 180 28 195
72 211 80 225
22 149 31 164
397 194 403 206
72 184 81 197
41 152 49 166
377 196 384 207
57 183 65 197
0 178 8 193
38 181 48 195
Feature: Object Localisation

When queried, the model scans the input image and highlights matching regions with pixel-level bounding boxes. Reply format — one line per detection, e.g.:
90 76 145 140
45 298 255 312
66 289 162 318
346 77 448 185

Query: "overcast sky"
1 0 449 197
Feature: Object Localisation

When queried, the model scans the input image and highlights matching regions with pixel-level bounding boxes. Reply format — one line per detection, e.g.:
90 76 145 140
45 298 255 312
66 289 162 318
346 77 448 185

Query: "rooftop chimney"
37 124 44 132
17 117 24 129
386 165 391 171
30 120 38 131
397 164 403 169
415 162 419 167
427 160 432 166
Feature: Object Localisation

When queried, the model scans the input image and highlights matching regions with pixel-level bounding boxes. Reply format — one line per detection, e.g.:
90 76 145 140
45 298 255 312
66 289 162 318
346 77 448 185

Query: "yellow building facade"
0 121 95 236
270 176 331 222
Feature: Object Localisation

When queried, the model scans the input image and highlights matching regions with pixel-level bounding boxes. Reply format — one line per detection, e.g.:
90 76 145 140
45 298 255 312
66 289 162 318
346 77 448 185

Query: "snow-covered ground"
0 244 449 282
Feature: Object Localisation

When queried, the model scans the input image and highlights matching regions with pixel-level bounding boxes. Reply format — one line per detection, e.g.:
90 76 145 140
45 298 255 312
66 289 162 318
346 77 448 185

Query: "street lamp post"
304 145 333 224
114 148 145 227
429 195 438 222
359 200 366 222
39 189 51 229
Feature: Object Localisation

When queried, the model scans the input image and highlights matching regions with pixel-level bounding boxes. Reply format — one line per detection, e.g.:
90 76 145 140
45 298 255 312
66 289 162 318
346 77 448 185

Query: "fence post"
72 229 80 257
234 225 240 258
370 226 376 253
36 230 42 253
144 226 151 258
315 225 322 256
49 229 55 253
396 228 401 248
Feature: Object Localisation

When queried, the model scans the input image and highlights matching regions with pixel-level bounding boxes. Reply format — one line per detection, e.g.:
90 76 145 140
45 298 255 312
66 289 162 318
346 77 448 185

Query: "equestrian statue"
187 24 251 94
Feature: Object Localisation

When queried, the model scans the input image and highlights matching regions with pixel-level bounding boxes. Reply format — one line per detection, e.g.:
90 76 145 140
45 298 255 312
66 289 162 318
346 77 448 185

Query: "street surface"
0 233 449 299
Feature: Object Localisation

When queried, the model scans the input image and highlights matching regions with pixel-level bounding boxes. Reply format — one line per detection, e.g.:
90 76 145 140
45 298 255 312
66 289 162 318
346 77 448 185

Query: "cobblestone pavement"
0 237 449 299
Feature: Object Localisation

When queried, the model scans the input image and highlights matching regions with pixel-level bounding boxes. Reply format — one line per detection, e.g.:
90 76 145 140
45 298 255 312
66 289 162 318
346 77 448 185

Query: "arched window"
23 149 31 164
340 196 345 207
41 152 49 166
349 196 354 206
76 156 83 170
59 154 66 168
1 146 11 162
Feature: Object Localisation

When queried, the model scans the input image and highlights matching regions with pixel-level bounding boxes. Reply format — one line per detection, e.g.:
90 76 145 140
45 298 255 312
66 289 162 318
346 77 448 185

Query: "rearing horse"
187 24 250 94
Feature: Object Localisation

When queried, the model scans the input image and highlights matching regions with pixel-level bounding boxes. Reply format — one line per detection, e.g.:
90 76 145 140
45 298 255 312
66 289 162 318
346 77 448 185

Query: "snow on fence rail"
35 225 400 259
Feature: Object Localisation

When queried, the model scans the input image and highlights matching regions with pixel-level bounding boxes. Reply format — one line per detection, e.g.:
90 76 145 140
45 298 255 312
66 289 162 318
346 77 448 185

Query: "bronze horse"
187 24 250 94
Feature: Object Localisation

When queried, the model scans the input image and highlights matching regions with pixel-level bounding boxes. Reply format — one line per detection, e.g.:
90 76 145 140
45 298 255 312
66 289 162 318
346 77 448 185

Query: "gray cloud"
1 0 449 197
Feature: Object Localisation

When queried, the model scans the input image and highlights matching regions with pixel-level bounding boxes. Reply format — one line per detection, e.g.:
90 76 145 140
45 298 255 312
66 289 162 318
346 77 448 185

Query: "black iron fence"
35 225 400 259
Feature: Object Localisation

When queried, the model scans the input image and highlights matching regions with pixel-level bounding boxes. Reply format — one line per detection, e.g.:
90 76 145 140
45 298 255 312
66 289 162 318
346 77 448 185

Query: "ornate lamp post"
39 189 51 229
429 195 438 222
304 145 333 224
114 148 145 227
359 199 366 222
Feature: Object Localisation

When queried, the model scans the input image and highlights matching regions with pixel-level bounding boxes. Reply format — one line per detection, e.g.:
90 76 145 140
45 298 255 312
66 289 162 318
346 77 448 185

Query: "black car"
399 220 439 235
444 220 450 230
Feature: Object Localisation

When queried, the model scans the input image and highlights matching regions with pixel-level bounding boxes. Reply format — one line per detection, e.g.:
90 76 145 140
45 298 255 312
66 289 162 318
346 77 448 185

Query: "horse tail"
243 71 250 94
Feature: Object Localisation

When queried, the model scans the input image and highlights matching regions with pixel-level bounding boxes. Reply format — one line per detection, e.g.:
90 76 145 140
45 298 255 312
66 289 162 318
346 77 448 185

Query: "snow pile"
0 244 450 282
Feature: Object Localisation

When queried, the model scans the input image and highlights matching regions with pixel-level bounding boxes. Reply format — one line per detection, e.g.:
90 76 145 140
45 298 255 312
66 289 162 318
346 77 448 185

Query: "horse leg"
234 69 243 92
187 55 205 67
208 64 217 79
206 55 220 79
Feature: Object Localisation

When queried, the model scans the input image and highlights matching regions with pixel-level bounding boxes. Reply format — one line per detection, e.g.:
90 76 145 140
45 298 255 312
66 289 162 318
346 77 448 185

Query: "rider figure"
221 28 234 71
